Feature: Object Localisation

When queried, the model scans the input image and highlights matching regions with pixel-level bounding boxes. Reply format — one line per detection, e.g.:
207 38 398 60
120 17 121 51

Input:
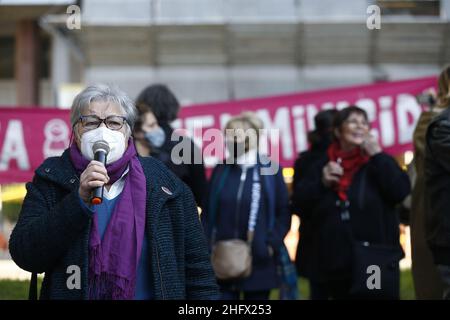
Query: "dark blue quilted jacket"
9 148 219 300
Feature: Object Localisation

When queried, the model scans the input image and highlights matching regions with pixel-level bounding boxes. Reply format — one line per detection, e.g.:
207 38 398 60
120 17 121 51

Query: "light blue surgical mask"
144 127 166 148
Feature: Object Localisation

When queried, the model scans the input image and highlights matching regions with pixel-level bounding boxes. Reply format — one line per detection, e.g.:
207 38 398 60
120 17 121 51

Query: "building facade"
0 0 449 107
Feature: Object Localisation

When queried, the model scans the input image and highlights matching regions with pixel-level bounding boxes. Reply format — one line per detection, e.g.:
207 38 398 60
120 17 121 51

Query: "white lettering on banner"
306 104 319 131
0 120 30 171
336 101 350 110
292 106 308 153
379 96 395 147
355 98 379 140
257 107 294 160
176 90 427 168
43 119 70 158
397 94 422 144
355 98 377 122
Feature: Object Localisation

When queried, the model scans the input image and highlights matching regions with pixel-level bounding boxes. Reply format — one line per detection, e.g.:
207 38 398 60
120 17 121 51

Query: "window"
0 35 50 79
0 37 14 79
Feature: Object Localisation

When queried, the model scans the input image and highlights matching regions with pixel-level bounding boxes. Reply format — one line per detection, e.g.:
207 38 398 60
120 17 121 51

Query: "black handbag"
28 272 38 300
350 241 404 299
339 169 404 299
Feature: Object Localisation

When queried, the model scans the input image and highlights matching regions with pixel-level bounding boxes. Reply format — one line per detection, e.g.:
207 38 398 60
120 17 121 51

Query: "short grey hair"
70 84 138 132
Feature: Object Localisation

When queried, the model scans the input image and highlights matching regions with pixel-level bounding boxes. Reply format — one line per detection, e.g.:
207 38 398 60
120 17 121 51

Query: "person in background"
133 104 187 180
9 84 218 300
201 112 291 300
133 105 164 156
291 109 337 300
135 84 206 206
293 106 410 299
410 66 450 299
424 65 450 300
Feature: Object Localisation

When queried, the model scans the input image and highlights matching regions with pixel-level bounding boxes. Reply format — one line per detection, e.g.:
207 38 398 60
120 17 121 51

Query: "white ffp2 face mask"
80 126 126 164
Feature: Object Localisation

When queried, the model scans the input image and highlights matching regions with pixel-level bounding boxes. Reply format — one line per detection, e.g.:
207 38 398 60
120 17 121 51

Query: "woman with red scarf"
293 106 410 299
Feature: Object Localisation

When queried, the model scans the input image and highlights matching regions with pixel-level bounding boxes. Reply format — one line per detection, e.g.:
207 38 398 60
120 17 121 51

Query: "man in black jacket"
425 106 450 300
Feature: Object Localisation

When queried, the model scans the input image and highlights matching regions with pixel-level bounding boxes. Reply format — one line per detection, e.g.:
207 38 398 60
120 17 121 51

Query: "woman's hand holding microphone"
78 160 110 204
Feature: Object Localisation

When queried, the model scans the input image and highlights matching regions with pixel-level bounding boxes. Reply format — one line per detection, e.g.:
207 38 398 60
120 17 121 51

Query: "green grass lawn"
0 269 415 300
269 268 415 300
0 277 42 300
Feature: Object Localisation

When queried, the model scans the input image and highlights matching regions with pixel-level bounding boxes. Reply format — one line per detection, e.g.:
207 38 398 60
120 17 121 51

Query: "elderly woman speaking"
9 84 218 300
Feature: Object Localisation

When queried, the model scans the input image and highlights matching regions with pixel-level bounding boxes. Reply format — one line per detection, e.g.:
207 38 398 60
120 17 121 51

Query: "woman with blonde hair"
201 111 291 300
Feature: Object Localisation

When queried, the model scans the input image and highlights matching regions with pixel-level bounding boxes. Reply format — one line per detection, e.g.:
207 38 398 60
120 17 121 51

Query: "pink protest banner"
177 76 437 169
0 108 71 184
0 76 437 184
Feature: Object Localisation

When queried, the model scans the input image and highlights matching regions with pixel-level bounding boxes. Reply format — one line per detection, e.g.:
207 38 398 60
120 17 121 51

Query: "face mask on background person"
80 126 126 164
144 127 166 149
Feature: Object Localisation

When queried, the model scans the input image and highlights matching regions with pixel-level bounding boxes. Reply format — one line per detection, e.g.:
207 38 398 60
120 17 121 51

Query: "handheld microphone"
91 140 110 205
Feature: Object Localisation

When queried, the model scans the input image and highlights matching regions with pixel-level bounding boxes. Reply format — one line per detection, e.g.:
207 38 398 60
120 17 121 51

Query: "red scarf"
327 142 369 201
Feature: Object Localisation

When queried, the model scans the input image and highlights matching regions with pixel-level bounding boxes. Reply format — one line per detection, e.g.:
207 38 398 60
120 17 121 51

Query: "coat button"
70 179 76 184
44 168 51 173
161 186 173 195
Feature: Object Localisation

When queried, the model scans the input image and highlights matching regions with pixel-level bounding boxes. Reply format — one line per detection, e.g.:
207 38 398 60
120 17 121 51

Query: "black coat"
9 148 219 300
291 139 330 278
292 152 410 282
425 106 450 266
152 124 207 206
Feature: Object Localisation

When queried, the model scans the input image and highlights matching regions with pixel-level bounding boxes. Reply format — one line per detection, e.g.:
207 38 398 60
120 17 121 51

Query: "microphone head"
92 140 110 155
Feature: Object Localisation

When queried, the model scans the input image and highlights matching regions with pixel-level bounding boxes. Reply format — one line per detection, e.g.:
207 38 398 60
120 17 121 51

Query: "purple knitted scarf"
69 140 146 300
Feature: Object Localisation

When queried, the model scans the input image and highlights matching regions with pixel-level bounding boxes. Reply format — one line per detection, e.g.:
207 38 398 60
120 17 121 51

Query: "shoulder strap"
261 166 276 231
247 166 262 243
28 272 38 300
